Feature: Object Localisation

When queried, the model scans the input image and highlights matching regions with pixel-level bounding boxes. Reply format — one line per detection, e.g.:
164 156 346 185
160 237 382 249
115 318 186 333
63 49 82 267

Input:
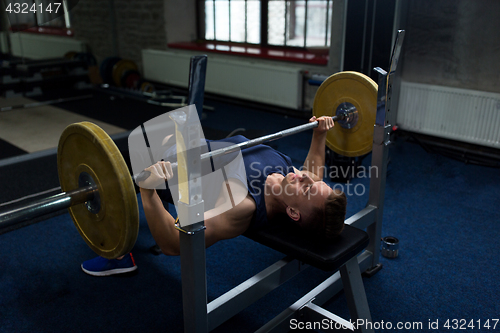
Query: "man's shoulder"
227 193 257 222
204 194 256 244
206 179 256 226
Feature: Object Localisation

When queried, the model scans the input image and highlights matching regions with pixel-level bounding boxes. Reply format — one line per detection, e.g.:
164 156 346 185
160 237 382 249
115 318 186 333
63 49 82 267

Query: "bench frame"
174 32 405 333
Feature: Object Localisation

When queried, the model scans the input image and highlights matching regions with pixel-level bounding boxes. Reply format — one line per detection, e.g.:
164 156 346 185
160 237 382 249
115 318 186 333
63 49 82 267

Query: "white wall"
9 32 87 59
0 32 8 54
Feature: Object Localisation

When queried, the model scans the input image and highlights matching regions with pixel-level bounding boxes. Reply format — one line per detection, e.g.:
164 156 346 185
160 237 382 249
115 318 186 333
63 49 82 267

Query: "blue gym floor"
0 94 499 332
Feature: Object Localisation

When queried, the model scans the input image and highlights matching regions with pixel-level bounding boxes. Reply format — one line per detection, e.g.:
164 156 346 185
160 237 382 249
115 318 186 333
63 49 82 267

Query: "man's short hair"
308 189 347 239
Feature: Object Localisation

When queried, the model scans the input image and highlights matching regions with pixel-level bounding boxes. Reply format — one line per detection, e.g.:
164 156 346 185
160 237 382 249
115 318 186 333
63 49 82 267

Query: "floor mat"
0 96 126 154
0 137 26 159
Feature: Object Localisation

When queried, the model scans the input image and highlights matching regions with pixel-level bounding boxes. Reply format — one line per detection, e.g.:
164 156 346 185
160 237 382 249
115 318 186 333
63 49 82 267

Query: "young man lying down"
81 116 346 276
140 116 346 253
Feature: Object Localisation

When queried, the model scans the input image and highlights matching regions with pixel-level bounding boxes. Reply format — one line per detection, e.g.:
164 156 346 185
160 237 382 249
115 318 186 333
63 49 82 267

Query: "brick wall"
71 0 168 71
70 0 115 64
114 0 168 68
402 0 500 93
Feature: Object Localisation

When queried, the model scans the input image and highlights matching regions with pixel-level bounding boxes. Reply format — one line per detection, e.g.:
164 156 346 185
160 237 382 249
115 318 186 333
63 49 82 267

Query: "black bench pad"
244 222 369 272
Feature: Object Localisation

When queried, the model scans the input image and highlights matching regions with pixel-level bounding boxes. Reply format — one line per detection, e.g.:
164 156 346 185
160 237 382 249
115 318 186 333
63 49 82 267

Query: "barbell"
0 71 377 259
64 51 98 67
99 57 154 91
0 122 140 259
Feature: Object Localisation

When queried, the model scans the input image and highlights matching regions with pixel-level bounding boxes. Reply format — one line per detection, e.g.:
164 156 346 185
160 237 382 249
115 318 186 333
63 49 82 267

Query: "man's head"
280 172 347 239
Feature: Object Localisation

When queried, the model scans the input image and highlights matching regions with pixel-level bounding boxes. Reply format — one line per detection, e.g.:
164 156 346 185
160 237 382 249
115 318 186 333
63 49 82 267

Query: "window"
202 0 333 48
5 0 72 32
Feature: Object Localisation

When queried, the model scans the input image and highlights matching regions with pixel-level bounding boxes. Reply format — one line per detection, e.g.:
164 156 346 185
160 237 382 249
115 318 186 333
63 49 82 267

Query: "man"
81 116 346 275
139 116 346 256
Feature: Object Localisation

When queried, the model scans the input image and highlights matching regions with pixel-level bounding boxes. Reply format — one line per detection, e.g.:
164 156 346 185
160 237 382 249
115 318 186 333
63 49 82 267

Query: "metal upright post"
365 67 389 274
365 31 405 274
187 55 208 119
178 55 209 333
177 115 207 332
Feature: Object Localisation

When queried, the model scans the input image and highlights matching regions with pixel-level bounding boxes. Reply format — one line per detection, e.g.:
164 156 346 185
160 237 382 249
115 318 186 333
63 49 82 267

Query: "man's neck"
263 175 287 219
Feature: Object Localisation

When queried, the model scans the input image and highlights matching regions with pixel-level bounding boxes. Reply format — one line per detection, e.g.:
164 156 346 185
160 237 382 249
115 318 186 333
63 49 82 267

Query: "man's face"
280 172 333 222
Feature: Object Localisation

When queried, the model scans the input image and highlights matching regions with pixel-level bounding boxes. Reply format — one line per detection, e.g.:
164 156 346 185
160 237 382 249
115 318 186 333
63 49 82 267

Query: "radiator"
9 32 87 59
397 81 500 149
142 49 303 109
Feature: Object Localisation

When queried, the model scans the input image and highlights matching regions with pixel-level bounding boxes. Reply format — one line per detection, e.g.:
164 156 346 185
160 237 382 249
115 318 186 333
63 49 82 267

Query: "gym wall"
401 0 500 94
71 0 169 68
9 33 87 59
0 32 7 54
4 0 498 147
0 6 10 53
396 0 500 149
69 0 346 112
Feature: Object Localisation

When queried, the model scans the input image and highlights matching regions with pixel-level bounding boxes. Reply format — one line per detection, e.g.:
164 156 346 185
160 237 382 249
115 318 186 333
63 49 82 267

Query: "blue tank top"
160 135 294 230
215 135 294 229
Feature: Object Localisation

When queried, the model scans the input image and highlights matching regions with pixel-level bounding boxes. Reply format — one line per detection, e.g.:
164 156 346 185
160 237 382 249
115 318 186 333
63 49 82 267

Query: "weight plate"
141 81 155 93
64 51 77 60
100 56 121 85
134 78 145 91
58 122 139 259
125 72 141 89
75 52 97 66
120 69 140 89
313 71 377 157
112 59 138 87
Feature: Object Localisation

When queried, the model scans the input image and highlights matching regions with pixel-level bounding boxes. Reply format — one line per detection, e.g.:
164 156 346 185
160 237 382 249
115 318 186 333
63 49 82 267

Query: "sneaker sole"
81 264 138 277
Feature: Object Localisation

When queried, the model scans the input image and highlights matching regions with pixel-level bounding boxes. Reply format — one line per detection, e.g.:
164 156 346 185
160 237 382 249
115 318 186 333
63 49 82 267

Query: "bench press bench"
246 220 369 273
172 31 405 333
204 221 373 332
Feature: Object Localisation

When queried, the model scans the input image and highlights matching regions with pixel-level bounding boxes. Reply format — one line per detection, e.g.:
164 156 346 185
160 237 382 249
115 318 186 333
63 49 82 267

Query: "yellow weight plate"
141 81 155 93
112 59 138 87
313 71 378 157
64 51 77 60
57 122 139 259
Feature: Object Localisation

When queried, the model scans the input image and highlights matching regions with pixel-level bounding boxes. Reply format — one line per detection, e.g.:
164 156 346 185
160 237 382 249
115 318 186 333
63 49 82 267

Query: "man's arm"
140 188 180 255
302 116 334 181
140 171 254 256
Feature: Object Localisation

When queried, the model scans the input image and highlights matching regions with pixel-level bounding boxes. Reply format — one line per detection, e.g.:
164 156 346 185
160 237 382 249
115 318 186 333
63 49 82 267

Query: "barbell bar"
195 107 358 164
141 107 359 177
0 185 97 229
0 109 357 229
135 71 377 182
0 95 93 112
0 71 378 259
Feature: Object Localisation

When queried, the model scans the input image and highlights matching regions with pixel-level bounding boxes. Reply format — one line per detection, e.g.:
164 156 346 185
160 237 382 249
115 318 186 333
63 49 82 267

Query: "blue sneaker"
81 253 137 276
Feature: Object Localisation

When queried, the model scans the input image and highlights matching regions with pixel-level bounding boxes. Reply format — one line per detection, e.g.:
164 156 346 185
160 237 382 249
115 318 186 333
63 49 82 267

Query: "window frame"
197 0 332 50
6 0 73 36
